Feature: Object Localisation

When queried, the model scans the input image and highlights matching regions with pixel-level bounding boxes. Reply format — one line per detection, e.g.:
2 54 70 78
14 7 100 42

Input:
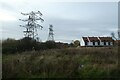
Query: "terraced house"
80 37 114 47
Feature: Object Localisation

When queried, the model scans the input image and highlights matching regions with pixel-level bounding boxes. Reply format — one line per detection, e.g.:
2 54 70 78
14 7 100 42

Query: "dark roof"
82 37 113 42
99 37 113 42
82 37 89 42
88 37 99 42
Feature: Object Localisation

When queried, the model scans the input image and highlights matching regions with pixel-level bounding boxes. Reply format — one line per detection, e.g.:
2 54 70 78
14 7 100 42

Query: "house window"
108 42 110 45
98 42 100 45
85 42 87 45
93 42 95 45
104 42 106 45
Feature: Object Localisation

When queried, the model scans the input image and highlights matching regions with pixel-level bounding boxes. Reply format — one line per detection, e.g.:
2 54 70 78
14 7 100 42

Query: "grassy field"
2 46 120 79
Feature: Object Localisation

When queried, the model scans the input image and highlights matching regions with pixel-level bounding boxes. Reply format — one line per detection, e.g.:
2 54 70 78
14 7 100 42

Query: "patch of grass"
2 47 119 79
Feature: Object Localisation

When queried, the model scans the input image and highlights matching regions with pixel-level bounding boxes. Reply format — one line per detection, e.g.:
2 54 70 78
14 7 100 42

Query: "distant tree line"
2 37 75 54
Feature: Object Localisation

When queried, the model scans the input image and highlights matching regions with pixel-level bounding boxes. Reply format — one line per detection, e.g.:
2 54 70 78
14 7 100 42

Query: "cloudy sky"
0 0 119 43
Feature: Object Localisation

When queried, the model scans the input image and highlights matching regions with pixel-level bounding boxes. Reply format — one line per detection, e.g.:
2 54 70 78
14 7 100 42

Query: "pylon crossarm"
19 19 28 21
21 12 29 15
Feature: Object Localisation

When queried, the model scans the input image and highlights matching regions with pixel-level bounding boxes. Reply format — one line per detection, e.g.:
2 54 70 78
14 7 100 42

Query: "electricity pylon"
19 11 44 40
47 24 54 41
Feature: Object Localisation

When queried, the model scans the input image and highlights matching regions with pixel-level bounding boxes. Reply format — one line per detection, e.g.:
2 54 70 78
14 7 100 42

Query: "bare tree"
111 32 117 40
118 29 120 40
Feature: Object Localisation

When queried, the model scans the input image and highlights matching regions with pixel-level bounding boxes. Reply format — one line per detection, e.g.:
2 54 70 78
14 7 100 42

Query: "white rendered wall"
110 42 113 45
95 42 98 46
106 42 108 45
88 42 93 46
80 38 85 46
100 42 104 46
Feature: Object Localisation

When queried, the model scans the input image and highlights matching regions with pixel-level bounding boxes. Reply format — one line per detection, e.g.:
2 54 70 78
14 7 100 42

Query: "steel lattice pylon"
47 24 54 41
19 11 44 40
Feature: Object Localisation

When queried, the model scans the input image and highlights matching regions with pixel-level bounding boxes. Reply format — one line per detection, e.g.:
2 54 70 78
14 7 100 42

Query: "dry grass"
2 46 119 78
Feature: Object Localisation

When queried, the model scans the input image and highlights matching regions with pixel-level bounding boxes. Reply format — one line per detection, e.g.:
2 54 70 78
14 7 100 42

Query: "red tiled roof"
99 37 113 42
82 37 113 42
82 37 89 42
88 37 99 42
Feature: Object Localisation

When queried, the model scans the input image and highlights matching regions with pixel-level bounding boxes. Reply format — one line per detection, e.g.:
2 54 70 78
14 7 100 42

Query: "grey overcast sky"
0 0 119 43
